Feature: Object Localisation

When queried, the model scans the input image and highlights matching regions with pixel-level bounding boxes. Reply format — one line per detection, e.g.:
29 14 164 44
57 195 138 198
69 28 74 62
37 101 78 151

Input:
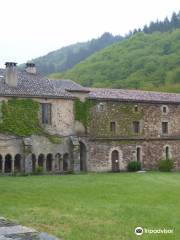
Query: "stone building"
0 62 180 174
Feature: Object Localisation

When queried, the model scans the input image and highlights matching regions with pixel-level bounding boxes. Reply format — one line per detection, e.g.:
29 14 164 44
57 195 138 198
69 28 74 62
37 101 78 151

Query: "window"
97 103 105 112
134 105 138 112
162 105 168 114
162 122 168 134
133 121 140 133
136 147 141 162
165 146 169 160
41 103 52 124
163 106 167 113
110 122 116 132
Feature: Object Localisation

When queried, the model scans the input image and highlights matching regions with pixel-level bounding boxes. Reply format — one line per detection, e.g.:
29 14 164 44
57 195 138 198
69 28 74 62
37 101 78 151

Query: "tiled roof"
52 79 89 92
0 69 73 99
88 88 180 104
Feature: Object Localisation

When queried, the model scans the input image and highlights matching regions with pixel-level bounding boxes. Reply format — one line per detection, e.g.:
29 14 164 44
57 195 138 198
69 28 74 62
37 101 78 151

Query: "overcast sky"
0 0 179 67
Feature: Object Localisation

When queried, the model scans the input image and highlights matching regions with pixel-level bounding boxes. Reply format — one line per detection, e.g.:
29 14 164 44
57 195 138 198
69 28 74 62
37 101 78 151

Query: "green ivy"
0 99 43 137
74 99 96 128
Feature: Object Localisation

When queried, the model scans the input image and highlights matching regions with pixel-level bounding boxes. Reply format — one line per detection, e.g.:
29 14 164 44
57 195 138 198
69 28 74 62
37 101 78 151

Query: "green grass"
0 172 179 240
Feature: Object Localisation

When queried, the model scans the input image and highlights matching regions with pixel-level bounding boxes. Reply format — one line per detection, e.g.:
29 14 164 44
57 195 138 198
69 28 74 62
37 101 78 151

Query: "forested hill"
53 29 180 92
27 33 122 75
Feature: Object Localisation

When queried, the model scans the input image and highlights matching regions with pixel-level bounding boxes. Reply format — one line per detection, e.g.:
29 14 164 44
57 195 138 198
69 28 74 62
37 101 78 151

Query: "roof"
0 69 73 99
52 79 90 92
88 88 180 104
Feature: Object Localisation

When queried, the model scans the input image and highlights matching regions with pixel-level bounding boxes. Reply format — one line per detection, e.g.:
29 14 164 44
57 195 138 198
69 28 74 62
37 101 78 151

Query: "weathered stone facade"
1 62 180 174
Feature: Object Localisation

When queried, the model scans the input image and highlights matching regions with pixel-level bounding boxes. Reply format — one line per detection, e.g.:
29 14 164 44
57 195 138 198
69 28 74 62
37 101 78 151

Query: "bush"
158 159 174 172
127 161 141 172
35 166 44 174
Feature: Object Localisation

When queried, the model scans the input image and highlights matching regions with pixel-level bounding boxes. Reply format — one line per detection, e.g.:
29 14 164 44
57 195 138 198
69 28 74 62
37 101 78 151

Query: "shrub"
158 159 174 172
128 161 141 172
35 166 44 174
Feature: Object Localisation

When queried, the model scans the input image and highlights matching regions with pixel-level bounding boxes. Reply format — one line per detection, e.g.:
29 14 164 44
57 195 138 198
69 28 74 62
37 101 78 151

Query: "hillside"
53 29 180 92
27 33 122 76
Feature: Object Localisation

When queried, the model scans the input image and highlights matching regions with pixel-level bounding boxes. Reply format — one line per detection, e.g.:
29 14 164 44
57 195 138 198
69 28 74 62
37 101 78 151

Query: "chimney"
25 63 36 74
5 62 18 87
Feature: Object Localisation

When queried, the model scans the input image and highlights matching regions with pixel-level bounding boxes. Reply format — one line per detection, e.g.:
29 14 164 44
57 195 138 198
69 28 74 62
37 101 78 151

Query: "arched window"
5 154 12 173
46 153 53 172
63 153 69 171
111 150 119 172
136 147 141 162
165 146 169 160
14 154 21 172
38 154 44 168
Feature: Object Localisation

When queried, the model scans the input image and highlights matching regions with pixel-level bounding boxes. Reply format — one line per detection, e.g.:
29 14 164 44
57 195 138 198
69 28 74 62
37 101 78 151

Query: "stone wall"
88 101 180 138
87 139 180 171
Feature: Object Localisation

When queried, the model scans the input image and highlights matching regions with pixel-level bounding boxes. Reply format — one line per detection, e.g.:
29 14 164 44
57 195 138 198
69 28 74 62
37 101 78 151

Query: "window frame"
162 121 168 135
41 103 52 125
133 121 140 134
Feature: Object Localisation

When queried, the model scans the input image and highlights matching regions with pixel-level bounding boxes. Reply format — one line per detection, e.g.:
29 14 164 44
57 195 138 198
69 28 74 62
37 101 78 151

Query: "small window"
136 147 141 162
134 105 138 112
97 103 105 112
161 105 168 114
133 121 140 134
110 122 116 132
165 146 169 160
162 122 168 134
41 103 52 124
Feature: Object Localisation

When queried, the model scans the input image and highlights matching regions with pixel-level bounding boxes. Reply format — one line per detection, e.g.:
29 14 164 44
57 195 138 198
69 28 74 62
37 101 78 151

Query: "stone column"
12 157 14 174
59 158 63 173
43 159 46 172
73 145 81 172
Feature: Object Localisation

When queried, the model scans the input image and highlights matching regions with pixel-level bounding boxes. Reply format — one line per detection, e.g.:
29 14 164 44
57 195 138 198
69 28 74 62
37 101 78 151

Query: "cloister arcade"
0 152 71 174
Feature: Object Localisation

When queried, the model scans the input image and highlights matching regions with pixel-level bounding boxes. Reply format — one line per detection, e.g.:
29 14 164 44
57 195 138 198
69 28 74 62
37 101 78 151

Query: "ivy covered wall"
88 101 144 138
74 99 96 129
0 99 43 137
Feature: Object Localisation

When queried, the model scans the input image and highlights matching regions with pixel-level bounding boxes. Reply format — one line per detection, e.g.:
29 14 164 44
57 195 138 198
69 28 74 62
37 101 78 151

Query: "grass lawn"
0 172 179 240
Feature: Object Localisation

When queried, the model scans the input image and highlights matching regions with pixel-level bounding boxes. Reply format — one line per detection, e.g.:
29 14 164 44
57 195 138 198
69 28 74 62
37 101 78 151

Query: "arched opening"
165 146 169 160
46 153 53 172
38 154 44 168
5 154 12 173
32 154 36 172
111 150 119 172
63 153 69 171
14 154 21 172
136 147 141 162
0 155 2 173
80 142 87 171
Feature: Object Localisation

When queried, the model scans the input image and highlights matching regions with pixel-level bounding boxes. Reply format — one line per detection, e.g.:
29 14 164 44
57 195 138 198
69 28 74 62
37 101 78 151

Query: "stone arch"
111 150 119 172
46 153 53 172
109 147 123 171
14 154 22 172
163 145 171 160
38 154 44 168
5 154 12 173
0 155 2 173
63 153 69 171
80 141 87 171
32 154 36 172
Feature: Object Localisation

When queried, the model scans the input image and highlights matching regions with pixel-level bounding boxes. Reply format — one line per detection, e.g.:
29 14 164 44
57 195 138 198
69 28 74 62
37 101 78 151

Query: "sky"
0 0 179 67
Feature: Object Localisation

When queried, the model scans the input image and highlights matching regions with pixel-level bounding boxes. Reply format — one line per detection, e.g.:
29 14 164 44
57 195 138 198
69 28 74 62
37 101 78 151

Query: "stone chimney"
5 62 18 87
25 63 36 74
